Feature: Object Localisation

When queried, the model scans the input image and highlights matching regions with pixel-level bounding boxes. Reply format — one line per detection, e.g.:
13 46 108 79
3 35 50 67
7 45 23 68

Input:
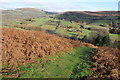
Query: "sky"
0 0 119 12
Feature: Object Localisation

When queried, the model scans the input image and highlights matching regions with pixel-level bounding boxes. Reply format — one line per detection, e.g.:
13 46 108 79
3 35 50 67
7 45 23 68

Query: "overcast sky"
0 0 119 12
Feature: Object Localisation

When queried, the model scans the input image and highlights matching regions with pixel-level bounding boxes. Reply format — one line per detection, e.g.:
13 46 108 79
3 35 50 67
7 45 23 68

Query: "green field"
84 24 109 29
28 17 51 27
109 34 120 41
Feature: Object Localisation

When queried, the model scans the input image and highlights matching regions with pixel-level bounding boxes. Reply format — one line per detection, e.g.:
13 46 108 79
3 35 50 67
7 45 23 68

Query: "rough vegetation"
1 28 73 66
91 47 120 79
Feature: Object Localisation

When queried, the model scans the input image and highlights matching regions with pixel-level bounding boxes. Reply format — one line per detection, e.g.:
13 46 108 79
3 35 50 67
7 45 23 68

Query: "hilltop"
2 8 49 25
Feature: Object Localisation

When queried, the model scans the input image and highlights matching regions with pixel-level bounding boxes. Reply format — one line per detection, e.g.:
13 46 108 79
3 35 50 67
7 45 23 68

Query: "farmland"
9 15 120 42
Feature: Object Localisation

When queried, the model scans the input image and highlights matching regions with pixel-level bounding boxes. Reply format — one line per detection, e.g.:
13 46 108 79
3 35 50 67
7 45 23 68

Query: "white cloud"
1 0 119 3
0 0 118 11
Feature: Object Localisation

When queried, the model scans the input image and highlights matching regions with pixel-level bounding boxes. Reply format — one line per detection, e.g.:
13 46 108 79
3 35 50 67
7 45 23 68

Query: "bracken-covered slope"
1 28 73 66
1 28 98 66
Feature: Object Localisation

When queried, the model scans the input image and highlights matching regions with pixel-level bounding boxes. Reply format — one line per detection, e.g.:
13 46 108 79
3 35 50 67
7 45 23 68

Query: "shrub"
82 31 111 46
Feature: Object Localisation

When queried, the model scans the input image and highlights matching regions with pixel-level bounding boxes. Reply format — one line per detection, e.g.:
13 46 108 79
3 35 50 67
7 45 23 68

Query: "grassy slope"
17 46 93 78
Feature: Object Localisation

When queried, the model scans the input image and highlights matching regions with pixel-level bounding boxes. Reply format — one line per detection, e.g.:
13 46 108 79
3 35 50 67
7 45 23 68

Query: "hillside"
2 28 98 66
1 28 73 66
57 11 119 26
1 28 98 78
2 8 48 25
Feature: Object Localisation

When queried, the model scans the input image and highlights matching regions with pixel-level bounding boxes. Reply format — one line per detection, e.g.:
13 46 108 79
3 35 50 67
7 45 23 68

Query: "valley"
1 8 120 79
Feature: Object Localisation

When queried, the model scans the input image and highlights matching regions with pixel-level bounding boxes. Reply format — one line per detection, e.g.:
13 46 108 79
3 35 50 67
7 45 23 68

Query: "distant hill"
57 11 119 25
2 8 48 25
2 8 119 26
84 11 119 16
43 10 59 15
59 11 119 17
